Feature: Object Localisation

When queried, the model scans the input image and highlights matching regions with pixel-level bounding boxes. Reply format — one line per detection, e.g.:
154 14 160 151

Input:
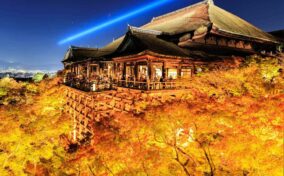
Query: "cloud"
0 68 56 74
0 59 61 72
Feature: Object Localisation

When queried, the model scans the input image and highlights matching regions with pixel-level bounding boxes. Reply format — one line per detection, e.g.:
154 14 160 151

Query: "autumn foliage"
0 77 72 175
62 56 283 176
0 56 283 175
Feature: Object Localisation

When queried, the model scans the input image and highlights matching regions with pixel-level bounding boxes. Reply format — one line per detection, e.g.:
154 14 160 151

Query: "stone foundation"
64 86 193 143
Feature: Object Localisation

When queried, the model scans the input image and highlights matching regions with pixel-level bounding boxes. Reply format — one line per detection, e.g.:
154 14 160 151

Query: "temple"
62 0 281 91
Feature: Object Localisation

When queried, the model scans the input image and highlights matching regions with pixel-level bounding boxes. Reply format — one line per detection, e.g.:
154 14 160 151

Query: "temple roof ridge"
205 0 214 5
128 25 164 35
151 0 210 22
69 45 99 51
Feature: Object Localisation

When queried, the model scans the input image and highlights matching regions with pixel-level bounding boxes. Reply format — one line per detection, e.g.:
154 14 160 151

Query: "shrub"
0 78 37 105
0 77 23 90
244 56 281 82
25 84 39 94
32 73 48 83
0 87 8 98
260 58 281 82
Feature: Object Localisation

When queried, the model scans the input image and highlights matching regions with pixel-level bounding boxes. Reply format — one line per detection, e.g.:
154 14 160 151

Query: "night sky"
0 0 283 71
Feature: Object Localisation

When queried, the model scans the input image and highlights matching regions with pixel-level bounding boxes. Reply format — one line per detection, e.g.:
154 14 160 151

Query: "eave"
178 41 256 56
211 27 279 44
113 50 190 62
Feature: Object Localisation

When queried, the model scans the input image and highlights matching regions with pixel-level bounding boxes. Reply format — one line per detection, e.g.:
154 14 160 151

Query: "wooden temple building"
62 0 281 91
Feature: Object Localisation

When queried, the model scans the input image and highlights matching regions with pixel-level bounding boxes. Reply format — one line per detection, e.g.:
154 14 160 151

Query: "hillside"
0 56 283 176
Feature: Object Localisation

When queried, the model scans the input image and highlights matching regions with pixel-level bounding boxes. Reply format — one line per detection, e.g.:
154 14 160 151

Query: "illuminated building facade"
62 0 280 91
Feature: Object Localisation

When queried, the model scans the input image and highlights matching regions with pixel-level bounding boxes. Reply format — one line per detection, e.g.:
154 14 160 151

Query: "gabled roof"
208 3 277 43
62 27 168 63
113 30 190 58
142 0 211 35
62 45 116 63
114 29 253 60
63 0 279 63
107 0 278 51
63 46 98 62
142 0 277 43
269 30 284 42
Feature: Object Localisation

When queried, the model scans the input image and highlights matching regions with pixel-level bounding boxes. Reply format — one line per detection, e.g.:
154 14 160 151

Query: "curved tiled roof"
63 0 279 63
102 0 278 56
62 46 112 62
142 0 277 42
209 4 277 42
142 1 210 35
115 31 190 57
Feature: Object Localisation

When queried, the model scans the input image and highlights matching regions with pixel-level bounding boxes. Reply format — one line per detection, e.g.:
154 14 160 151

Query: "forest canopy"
0 56 283 176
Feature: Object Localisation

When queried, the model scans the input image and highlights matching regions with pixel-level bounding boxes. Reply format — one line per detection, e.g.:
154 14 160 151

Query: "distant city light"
58 0 172 45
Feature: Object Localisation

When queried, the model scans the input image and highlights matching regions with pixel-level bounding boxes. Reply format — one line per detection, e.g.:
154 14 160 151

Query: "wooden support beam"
134 62 138 81
122 63 127 80
148 61 153 80
86 61 90 80
177 65 182 78
162 62 166 79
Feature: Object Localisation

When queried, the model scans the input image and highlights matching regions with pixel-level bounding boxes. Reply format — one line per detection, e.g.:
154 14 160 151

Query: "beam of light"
58 0 172 45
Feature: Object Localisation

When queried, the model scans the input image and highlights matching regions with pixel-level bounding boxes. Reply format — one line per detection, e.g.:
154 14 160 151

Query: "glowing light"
58 0 172 45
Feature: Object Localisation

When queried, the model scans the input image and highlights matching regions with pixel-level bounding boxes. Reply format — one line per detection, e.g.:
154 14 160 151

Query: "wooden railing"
65 79 190 91
117 80 147 90
64 80 114 92
117 80 189 90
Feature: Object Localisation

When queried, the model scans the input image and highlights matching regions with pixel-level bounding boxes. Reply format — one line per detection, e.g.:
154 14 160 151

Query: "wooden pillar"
107 63 110 77
151 63 155 80
122 62 127 80
134 62 138 80
192 64 196 75
99 63 102 75
87 62 90 80
95 63 98 75
178 64 182 78
77 64 80 75
76 64 78 75
109 62 114 77
113 63 117 79
78 64 81 75
117 63 121 80
111 62 114 77
162 62 166 79
73 110 77 142
146 60 152 90
148 61 153 80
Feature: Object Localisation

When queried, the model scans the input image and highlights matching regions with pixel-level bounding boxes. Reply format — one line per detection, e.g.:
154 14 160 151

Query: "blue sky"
0 0 283 71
